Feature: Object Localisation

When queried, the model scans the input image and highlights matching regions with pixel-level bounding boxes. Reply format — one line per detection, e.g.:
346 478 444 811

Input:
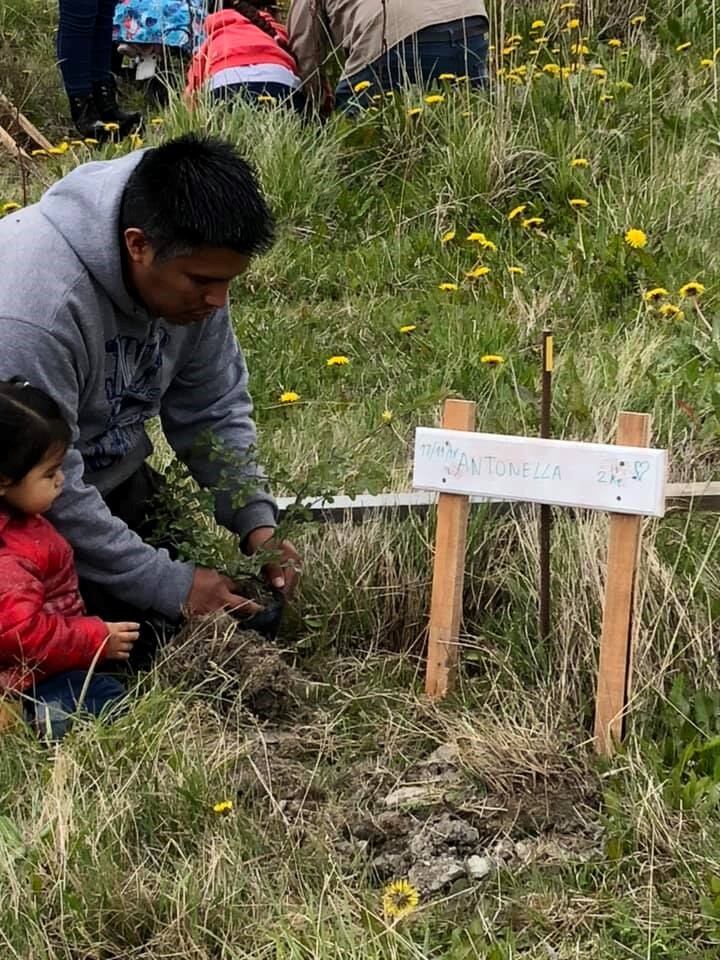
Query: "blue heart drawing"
634 460 650 481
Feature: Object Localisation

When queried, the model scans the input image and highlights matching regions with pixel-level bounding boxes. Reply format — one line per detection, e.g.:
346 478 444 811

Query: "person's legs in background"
24 670 127 741
213 81 306 113
56 0 140 138
90 0 142 130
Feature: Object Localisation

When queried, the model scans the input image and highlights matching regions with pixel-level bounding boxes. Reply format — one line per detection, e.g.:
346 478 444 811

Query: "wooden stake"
425 398 476 699
539 330 553 644
594 412 652 756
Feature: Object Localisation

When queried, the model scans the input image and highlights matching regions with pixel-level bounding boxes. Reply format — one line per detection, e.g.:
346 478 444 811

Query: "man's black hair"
120 134 275 261
0 379 71 483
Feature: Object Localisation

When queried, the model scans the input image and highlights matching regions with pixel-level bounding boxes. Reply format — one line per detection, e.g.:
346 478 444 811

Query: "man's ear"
0 475 12 495
123 227 155 266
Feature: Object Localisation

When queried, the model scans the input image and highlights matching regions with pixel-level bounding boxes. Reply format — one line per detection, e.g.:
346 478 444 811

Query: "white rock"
383 785 439 807
465 855 493 881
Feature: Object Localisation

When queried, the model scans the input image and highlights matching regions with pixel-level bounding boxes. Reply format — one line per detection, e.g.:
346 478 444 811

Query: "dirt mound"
157 614 299 720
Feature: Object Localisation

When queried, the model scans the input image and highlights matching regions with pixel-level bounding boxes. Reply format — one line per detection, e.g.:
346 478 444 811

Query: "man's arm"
0 319 195 619
159 307 278 547
287 0 328 100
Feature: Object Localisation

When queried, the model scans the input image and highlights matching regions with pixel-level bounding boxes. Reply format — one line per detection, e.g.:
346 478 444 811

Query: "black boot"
67 94 112 141
92 79 142 137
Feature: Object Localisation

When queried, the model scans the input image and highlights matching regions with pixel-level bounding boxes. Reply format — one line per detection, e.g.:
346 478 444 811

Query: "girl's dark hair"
222 0 290 52
0 379 71 484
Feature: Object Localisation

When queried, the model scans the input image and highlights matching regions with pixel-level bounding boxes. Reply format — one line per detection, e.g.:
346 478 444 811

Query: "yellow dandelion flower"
279 391 300 404
70 139 84 146
701 58 714 67
481 354 505 365
150 117 164 126
406 107 423 117
644 287 669 303
569 197 589 208
630 14 646 26
615 80 634 90
47 146 67 155
508 203 527 220
591 67 608 79
441 229 456 243
438 72 457 81
679 281 705 298
424 94 445 104
505 34 523 44
54 141 70 153
479 238 498 252
659 303 683 318
599 93 614 102
257 94 277 104
465 266 491 279
438 282 459 291
455 75 469 82
624 228 647 249
566 18 581 29
535 37 549 45
608 38 622 48
502 46 518 56
531 19 545 29
399 324 417 333
128 134 144 148
102 122 120 132
381 409 393 424
676 42 692 52
571 157 589 167
83 138 99 145
353 80 372 93
521 216 545 229
1 202 21 214
570 43 590 55
213 800 233 815
543 63 561 76
383 880 420 919
326 355 350 366
507 265 525 275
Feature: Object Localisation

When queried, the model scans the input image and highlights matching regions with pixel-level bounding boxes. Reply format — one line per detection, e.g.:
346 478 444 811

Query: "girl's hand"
103 622 140 660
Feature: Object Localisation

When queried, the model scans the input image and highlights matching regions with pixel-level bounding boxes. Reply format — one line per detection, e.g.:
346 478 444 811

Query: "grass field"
1 0 720 957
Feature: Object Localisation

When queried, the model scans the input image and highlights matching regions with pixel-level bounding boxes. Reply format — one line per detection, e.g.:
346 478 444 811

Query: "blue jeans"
57 0 117 95
336 16 489 112
212 81 306 114
24 670 126 740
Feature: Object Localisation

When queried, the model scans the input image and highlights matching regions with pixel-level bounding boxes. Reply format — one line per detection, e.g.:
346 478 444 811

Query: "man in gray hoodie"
0 134 299 646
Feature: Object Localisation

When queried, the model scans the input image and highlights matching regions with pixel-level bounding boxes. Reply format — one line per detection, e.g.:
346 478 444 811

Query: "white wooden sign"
413 428 667 517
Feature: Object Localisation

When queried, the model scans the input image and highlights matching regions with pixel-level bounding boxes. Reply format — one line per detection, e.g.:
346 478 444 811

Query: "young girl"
0 379 140 740
185 0 305 110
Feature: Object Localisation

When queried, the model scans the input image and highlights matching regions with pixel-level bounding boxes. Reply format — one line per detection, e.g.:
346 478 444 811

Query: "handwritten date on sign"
413 428 667 517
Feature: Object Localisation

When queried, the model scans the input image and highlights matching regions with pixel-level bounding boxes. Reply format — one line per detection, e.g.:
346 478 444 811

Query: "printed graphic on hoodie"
86 328 169 472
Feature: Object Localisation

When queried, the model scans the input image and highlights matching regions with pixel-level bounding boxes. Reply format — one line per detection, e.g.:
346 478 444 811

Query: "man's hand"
245 527 301 595
103 621 140 661
187 568 262 616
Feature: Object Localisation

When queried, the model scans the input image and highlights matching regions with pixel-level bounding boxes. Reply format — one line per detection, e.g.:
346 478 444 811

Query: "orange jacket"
186 9 298 94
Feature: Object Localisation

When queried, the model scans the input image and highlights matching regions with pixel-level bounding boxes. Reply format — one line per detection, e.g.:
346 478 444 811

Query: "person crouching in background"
185 1 305 111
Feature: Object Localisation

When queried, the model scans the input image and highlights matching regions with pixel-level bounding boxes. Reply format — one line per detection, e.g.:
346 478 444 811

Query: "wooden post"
593 412 652 755
539 330 553 644
425 398 476 699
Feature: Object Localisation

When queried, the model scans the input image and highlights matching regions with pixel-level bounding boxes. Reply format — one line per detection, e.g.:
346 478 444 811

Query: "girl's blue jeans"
57 0 117 95
25 670 126 740
335 16 489 112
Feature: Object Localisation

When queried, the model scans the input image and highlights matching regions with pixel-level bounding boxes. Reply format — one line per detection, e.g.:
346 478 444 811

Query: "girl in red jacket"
185 1 305 110
0 379 140 739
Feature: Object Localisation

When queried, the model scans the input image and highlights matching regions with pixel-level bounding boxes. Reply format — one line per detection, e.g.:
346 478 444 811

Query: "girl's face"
0 447 66 515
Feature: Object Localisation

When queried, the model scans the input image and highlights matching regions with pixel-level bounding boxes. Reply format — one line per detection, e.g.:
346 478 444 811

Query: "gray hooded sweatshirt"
0 150 278 619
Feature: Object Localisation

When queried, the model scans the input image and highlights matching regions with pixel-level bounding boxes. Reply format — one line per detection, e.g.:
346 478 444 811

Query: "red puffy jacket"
0 509 109 692
185 9 298 95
